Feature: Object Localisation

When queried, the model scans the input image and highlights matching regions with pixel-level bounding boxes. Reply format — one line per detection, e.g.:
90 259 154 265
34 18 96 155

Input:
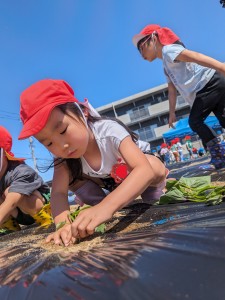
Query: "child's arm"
50 164 71 224
64 136 166 245
0 192 23 225
164 67 177 128
45 162 72 245
168 81 177 128
176 49 225 77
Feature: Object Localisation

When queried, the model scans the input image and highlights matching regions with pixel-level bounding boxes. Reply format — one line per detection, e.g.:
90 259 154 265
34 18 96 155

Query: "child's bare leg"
72 179 106 206
17 192 46 215
141 154 168 203
145 154 167 186
0 195 18 218
3 188 45 216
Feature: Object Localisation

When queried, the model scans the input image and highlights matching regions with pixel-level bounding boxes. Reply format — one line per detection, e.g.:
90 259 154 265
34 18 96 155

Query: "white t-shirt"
160 147 169 155
162 44 215 106
176 142 183 151
81 119 150 178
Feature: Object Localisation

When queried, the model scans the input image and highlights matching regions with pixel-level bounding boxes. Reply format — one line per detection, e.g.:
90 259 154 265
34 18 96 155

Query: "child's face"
139 38 158 62
34 107 91 159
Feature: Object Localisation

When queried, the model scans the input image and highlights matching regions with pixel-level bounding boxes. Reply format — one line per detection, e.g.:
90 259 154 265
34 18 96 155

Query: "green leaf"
166 179 178 190
179 176 211 189
158 175 225 206
95 223 106 234
55 205 106 234
70 205 106 234
56 221 66 230
159 187 185 204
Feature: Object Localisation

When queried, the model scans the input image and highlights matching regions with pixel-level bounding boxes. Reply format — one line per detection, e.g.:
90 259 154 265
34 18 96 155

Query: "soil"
0 205 156 256
1 158 225 256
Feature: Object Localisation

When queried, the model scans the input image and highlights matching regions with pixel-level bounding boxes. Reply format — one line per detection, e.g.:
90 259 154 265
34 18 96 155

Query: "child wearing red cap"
133 24 225 169
0 126 52 235
170 140 179 163
19 79 168 246
185 136 194 159
174 138 184 162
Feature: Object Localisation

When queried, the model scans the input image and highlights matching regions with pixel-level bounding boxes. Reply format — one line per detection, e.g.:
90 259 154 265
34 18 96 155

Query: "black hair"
173 40 186 48
43 102 138 186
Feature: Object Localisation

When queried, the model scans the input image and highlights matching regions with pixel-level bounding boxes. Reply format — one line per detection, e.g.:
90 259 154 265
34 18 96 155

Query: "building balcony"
117 96 188 126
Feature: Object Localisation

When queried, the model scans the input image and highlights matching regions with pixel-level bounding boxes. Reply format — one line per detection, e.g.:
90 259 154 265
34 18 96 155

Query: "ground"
1 156 225 253
0 156 225 299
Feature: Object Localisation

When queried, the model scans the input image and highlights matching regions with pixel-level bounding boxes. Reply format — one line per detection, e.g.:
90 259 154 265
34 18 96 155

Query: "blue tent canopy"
162 116 222 142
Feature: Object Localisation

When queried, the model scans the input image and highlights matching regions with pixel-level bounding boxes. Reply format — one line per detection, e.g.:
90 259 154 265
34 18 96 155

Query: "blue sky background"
0 0 224 181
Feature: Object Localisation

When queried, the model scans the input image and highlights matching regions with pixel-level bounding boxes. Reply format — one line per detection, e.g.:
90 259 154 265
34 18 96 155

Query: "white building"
97 83 191 150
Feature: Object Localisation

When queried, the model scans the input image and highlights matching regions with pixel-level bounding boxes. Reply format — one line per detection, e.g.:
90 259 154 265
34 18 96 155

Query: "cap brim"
5 151 25 161
132 34 149 47
18 102 57 140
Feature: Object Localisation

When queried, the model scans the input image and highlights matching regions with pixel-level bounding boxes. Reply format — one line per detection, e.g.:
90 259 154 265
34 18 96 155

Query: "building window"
138 125 156 141
163 117 168 125
134 97 152 107
129 106 150 122
151 92 167 105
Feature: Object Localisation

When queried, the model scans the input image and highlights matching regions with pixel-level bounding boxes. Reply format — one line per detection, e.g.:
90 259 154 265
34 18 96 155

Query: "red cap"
132 24 180 47
0 126 25 161
161 143 168 148
171 139 177 145
19 79 79 140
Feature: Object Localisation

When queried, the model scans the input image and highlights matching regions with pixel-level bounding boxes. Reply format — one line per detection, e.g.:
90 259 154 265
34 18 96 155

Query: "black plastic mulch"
0 162 225 300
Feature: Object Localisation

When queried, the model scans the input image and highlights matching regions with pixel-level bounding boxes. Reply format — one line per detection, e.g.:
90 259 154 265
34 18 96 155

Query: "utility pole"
29 137 38 173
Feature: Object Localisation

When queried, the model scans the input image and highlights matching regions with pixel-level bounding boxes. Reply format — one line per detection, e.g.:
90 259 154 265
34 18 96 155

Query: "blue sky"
0 0 224 181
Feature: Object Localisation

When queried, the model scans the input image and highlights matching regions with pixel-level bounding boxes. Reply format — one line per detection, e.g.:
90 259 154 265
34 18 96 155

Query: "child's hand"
65 205 112 242
46 223 76 246
169 112 176 128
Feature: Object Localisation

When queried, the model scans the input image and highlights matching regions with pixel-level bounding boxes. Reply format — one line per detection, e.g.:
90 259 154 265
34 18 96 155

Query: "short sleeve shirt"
176 142 183 151
80 119 150 178
186 140 193 150
162 44 215 106
0 161 50 196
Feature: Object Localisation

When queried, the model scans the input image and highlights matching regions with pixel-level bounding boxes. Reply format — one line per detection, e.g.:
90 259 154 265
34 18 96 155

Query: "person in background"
0 126 52 235
160 143 170 165
185 136 194 159
132 24 225 169
192 147 198 159
175 138 184 162
18 79 168 246
198 147 205 157
170 139 179 162
167 146 175 164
